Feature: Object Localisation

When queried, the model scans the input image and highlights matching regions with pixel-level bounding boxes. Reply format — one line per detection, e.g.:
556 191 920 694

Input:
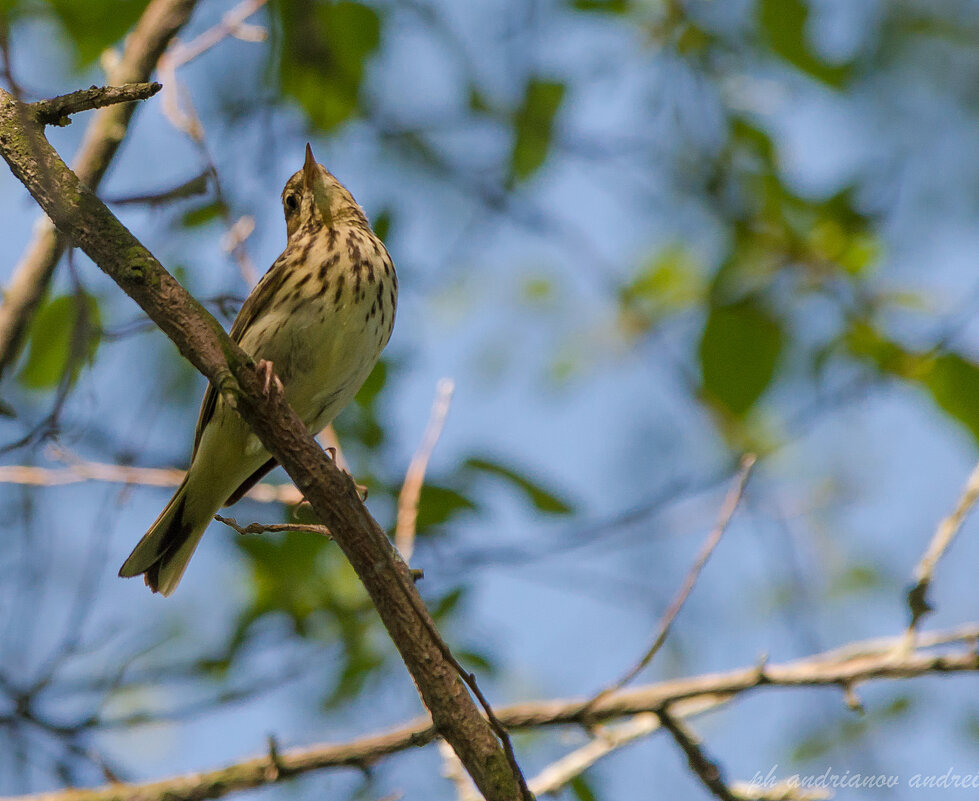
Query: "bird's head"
281 143 367 238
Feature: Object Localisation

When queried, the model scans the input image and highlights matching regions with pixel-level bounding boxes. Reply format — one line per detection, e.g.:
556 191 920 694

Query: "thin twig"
105 171 209 206
214 515 330 539
29 82 162 126
583 454 756 713
656 706 739 801
906 459 979 631
396 378 454 560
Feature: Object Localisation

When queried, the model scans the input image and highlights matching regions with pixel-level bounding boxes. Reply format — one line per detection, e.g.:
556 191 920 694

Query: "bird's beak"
303 143 333 226
303 143 317 192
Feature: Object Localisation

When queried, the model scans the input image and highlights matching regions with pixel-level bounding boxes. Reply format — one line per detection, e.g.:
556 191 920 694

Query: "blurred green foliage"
19 292 100 390
758 0 851 87
699 298 784 419
45 0 146 66
275 0 381 131
510 79 565 182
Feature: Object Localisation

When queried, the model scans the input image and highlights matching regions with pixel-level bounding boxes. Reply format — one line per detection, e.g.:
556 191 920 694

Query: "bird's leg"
256 359 283 397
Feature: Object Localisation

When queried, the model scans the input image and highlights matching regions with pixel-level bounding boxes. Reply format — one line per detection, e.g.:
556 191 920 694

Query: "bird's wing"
191 254 292 457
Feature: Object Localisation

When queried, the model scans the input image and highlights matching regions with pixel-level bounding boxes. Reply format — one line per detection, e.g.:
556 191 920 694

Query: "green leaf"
464 457 574 515
371 209 391 242
758 0 851 87
468 84 493 113
699 298 783 417
456 649 496 674
19 293 101 390
277 0 381 131
845 324 979 448
45 0 146 67
180 200 226 228
510 79 565 181
619 245 703 337
922 354 979 446
415 484 478 532
235 530 333 626
570 775 599 801
827 563 882 598
572 0 628 12
355 358 388 409
431 586 464 621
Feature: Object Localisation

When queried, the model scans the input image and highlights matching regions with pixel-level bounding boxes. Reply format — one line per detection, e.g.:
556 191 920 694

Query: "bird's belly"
246 283 390 430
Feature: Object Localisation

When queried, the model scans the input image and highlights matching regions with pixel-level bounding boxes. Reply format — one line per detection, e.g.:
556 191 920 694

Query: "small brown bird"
119 145 397 595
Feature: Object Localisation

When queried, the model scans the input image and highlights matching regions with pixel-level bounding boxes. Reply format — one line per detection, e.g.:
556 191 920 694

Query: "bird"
119 144 397 596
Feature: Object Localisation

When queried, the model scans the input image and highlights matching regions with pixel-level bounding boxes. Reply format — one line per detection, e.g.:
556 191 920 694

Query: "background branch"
585 454 755 711
396 377 454 560
0 449 303 504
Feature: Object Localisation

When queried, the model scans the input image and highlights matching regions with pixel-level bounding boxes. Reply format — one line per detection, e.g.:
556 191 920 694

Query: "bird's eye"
284 193 299 213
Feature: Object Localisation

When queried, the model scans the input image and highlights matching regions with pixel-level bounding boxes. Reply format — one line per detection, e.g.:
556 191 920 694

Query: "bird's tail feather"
118 477 205 597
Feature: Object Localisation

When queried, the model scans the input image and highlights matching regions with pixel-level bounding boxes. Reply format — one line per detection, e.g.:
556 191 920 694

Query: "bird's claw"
256 359 283 397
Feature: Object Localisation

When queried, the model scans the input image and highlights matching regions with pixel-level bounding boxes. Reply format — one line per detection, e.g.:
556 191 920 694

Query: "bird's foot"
256 359 283 397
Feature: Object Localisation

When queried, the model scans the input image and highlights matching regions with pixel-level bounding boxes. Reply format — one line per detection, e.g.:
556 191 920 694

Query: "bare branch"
1 627 975 801
0 0 200 381
29 82 161 126
906 459 979 630
585 454 755 711
396 377 454 560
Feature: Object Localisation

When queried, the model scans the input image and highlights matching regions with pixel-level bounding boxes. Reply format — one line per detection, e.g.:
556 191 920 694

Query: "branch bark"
0 88 525 801
1 627 975 801
29 82 162 126
0 0 199 379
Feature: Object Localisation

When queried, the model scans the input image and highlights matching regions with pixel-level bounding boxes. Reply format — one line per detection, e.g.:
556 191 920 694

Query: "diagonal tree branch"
29 83 162 127
0 627 975 801
0 87 527 801
0 0 199 381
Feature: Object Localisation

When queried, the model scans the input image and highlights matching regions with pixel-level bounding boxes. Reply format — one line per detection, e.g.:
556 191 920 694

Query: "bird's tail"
118 477 207 597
